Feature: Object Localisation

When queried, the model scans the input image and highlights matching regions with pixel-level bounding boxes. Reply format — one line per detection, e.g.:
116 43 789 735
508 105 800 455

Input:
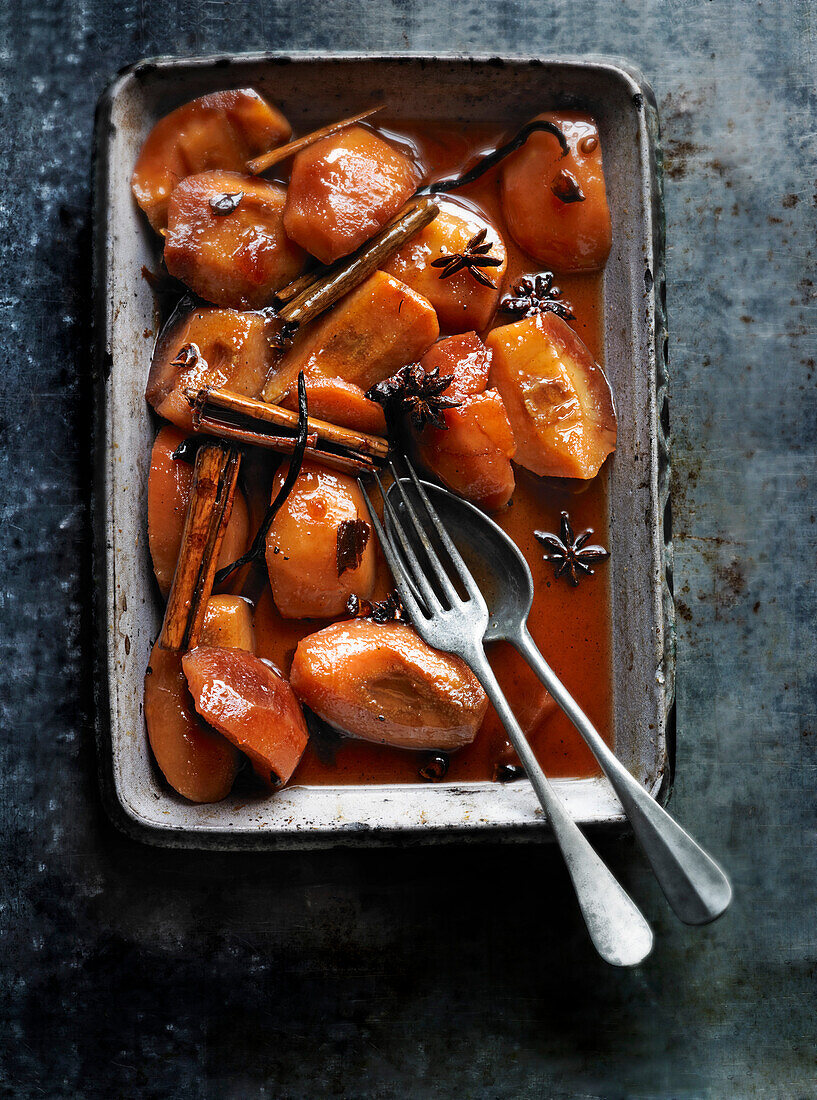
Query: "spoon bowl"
402 481 536 644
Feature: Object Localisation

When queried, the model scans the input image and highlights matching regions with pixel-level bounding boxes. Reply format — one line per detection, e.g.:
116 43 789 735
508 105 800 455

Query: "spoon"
393 480 732 926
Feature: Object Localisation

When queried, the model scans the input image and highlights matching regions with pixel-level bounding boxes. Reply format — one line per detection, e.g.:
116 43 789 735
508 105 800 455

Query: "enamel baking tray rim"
92 52 673 849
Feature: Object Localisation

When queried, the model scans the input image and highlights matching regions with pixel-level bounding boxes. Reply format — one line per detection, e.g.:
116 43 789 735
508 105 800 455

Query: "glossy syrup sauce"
252 119 613 784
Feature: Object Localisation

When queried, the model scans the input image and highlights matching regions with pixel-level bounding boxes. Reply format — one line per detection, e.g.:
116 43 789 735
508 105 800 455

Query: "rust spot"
783 193 799 208
715 559 747 609
676 599 693 622
663 139 702 180
124 635 131 655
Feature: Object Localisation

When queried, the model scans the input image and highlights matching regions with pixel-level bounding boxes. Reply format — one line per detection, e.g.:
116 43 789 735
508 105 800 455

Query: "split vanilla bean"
421 119 569 195
247 104 386 176
159 441 242 652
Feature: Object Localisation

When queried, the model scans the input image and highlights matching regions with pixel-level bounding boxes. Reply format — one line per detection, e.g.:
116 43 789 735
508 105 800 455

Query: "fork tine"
402 458 484 603
373 472 444 614
387 460 461 608
357 479 427 623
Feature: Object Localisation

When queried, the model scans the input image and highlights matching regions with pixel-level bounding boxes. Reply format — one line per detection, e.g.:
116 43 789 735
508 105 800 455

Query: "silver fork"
359 460 654 967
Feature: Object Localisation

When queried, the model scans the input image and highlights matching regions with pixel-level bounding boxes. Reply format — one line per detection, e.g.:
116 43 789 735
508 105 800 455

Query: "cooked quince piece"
265 460 376 619
283 125 421 263
164 171 307 309
131 89 291 231
382 200 506 331
501 111 611 272
144 643 241 803
202 595 256 652
419 332 491 399
280 376 387 435
291 620 487 751
146 306 270 432
183 646 309 787
262 271 438 403
486 313 616 479
147 425 250 598
415 390 516 511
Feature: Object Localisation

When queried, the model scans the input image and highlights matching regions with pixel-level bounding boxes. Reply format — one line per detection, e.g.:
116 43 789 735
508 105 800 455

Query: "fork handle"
467 645 653 967
513 628 732 925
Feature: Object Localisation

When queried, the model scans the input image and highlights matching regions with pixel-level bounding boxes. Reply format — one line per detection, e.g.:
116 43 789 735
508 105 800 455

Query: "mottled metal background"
1 2 814 1097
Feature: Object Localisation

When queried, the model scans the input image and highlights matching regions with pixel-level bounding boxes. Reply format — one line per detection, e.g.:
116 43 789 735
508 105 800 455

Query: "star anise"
501 272 575 321
366 363 461 431
534 512 609 586
430 227 502 288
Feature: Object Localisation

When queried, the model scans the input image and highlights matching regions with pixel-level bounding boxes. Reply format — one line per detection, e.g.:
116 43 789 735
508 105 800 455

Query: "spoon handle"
513 628 732 925
467 645 653 967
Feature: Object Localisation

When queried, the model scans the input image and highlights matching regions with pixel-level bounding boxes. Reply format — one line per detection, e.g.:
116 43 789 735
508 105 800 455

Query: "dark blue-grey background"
2 2 814 1097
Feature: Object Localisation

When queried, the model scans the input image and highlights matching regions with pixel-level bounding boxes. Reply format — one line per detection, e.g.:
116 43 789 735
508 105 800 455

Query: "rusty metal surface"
1 1 814 1096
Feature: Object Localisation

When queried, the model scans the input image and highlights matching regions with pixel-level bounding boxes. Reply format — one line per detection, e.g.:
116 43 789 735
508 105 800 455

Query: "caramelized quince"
283 125 421 263
501 111 611 272
280 376 387 435
414 390 516 511
262 271 438 403
143 592 258 803
147 425 250 598
164 171 307 308
183 645 308 787
419 332 491 399
486 313 616 479
290 620 487 750
266 461 377 619
383 200 506 331
201 595 256 652
131 89 291 232
146 306 270 432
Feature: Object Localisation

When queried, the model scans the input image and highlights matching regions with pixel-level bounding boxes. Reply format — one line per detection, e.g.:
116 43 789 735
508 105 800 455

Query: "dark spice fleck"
419 752 450 781
269 318 300 350
367 362 461 431
494 763 526 783
501 272 575 321
209 191 244 216
170 342 202 370
534 511 609 587
346 591 406 623
430 227 502 288
550 168 586 204
336 518 371 577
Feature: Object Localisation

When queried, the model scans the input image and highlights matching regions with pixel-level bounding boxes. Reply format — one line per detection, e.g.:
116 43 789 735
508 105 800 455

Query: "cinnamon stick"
247 104 386 176
159 442 242 652
273 197 439 334
189 385 388 474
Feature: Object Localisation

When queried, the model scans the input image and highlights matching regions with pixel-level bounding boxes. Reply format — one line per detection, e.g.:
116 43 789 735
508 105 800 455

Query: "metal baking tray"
92 53 673 849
